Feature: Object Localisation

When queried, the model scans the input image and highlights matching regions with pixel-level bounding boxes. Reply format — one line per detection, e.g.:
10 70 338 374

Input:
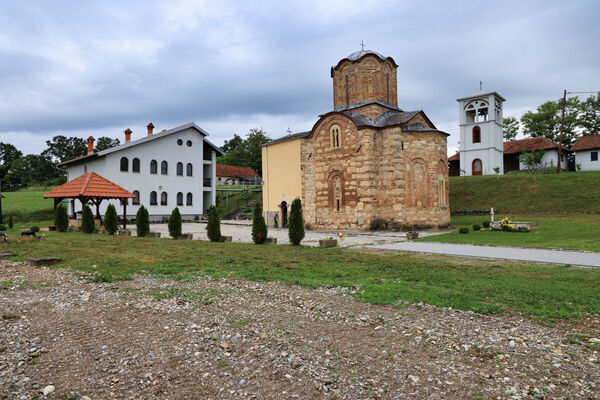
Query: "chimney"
124 128 132 142
147 122 154 136
87 136 95 154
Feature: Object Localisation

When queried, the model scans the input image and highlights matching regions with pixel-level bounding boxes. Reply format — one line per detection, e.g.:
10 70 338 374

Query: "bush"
482 221 490 228
251 202 267 244
81 205 95 234
288 198 305 246
206 205 221 242
0 225 6 231
517 226 530 232
30 225 40 233
136 205 150 237
168 207 182 239
459 227 469 234
194 215 200 221
55 203 68 232
472 224 481 231
104 204 118 235
370 218 387 231
8 214 13 229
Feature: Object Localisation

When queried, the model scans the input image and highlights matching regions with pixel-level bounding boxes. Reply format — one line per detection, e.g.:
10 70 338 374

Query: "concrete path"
370 242 600 268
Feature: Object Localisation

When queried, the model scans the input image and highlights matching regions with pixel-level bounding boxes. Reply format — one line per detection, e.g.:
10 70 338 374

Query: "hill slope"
450 171 600 214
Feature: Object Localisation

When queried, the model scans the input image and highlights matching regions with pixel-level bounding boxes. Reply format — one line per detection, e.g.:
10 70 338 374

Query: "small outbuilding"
573 134 600 171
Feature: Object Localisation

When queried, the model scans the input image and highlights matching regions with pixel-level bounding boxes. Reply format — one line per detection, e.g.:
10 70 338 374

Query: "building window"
150 191 157 205
161 192 167 205
186 140 192 147
472 158 482 175
177 162 184 176
592 151 598 162
161 161 168 175
472 126 481 143
132 190 140 205
186 163 193 176
132 158 140 173
120 157 128 172
84 165 88 173
177 139 183 146
186 192 193 206
177 192 183 206
150 160 157 174
330 125 341 148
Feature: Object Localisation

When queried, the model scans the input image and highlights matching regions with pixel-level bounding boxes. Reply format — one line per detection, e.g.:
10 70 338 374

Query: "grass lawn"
420 214 600 252
2 186 55 222
3 232 600 321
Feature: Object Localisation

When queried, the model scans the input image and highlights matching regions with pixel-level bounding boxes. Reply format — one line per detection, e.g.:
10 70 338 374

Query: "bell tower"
457 90 505 176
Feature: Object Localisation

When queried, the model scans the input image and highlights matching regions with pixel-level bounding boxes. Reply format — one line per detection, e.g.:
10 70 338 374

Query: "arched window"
186 163 193 176
150 191 157 205
132 158 140 173
177 162 183 176
186 192 193 205
472 126 481 143
330 125 341 148
132 190 140 205
161 161 168 175
161 191 167 205
177 192 183 206
150 160 157 174
472 158 483 175
120 157 128 172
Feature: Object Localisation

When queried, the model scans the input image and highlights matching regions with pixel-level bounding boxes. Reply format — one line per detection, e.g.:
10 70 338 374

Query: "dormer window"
330 125 341 148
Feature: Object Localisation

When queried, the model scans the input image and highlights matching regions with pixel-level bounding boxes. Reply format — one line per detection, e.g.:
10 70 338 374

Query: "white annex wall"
575 149 600 171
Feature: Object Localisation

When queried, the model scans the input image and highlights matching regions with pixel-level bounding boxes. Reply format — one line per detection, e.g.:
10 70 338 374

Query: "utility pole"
557 89 567 174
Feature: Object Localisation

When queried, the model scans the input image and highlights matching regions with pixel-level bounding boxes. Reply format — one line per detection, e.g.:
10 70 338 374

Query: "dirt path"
1 261 598 399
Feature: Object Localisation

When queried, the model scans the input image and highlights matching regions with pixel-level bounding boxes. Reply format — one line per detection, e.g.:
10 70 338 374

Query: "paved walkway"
370 242 600 268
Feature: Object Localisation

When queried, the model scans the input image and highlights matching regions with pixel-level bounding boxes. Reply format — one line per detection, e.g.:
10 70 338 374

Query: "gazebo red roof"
43 171 135 199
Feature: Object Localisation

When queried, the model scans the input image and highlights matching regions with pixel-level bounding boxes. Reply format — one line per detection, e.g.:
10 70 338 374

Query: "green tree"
95 137 120 152
288 198 305 246
8 214 13 229
4 154 63 190
168 207 182 239
519 149 544 173
217 128 271 176
81 205 95 234
251 201 267 244
104 204 118 235
0 142 22 190
206 205 221 242
521 97 581 147
503 117 519 141
55 203 69 232
42 135 87 163
136 205 150 237
579 94 600 136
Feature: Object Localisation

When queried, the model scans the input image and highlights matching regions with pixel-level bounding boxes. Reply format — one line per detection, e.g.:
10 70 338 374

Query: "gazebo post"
122 198 127 230
94 198 102 220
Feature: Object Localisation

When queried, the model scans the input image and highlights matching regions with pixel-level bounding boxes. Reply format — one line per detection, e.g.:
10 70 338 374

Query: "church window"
438 176 445 206
186 192 193 206
132 158 140 173
150 160 157 174
186 163 193 176
132 190 140 205
333 175 342 211
472 126 481 143
150 191 157 205
177 139 183 146
177 192 183 206
592 151 598 162
411 160 426 207
161 161 168 175
330 125 341 148
120 157 128 172
472 158 482 175
345 75 349 106
177 162 183 176
161 191 168 205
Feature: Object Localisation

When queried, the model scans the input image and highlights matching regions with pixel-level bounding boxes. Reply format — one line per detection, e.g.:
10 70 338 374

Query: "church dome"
346 49 386 62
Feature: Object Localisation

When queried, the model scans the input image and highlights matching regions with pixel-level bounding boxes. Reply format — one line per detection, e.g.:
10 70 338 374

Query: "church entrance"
472 158 482 175
280 201 288 227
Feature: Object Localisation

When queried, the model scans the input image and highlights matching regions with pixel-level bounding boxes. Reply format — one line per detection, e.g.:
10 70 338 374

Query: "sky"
1 0 599 156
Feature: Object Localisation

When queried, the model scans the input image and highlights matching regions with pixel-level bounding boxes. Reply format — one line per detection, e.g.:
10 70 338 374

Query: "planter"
263 237 277 244
406 232 419 240
117 230 131 236
319 238 338 248
221 235 232 242
146 232 161 238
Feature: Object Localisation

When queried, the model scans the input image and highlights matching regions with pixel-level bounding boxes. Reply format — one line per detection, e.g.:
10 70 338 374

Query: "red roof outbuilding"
503 137 569 155
216 164 259 178
572 134 600 151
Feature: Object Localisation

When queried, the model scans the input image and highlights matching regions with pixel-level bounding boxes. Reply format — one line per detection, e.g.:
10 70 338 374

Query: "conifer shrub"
168 207 182 239
472 224 481 231
251 202 267 244
104 204 118 235
81 205 95 234
206 205 221 242
288 198 305 246
8 214 13 229
55 203 68 232
458 227 469 234
136 205 150 237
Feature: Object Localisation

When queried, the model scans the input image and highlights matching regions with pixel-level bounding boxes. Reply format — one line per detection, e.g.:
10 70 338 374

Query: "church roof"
331 49 398 73
330 100 402 114
43 171 135 199
264 131 311 146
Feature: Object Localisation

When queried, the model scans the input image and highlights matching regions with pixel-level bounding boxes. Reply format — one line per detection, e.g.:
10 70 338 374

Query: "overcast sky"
1 0 599 156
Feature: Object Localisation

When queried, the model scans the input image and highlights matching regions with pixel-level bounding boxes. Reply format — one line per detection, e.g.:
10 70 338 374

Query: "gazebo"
43 172 135 230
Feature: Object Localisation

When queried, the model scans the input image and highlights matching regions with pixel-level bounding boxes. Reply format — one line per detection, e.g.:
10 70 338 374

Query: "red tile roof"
43 172 135 199
572 134 600 151
503 137 569 155
448 153 459 161
216 164 259 178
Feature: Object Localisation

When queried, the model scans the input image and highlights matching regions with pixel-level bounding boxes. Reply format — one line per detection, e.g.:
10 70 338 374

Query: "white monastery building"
60 122 224 220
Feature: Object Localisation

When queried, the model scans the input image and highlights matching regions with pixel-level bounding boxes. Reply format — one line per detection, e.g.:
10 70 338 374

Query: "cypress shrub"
288 198 305 246
136 205 150 237
8 214 13 229
168 207 182 239
81 205 95 234
104 204 118 235
55 203 68 232
251 201 267 244
206 205 221 242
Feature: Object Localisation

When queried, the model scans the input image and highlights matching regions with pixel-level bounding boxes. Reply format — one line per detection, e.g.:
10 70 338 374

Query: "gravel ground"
1 260 599 399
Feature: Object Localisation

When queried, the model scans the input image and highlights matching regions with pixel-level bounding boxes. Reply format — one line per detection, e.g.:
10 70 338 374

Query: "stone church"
261 49 450 230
